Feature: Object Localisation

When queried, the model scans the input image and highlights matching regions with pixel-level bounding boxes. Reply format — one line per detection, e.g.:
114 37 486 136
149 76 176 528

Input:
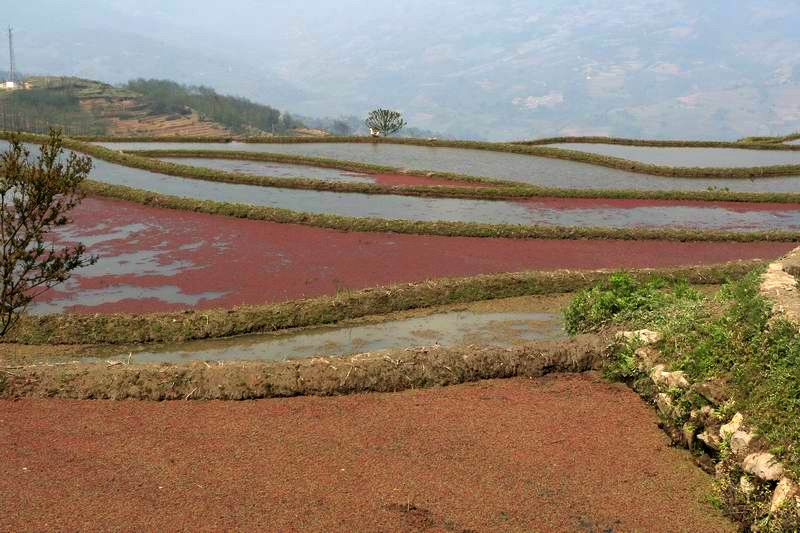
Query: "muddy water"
18 295 569 365
158 157 375 184
95 141 800 192
549 143 800 168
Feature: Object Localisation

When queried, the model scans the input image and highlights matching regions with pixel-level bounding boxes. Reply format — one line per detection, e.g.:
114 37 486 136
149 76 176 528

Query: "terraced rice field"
80 163 800 230
0 137 790 316
548 142 800 167
7 135 799 531
156 157 489 188
97 140 800 192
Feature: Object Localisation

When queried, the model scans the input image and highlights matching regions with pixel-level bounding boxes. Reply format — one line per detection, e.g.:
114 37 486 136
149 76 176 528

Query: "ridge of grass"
738 133 800 145
5 261 760 345
515 135 800 151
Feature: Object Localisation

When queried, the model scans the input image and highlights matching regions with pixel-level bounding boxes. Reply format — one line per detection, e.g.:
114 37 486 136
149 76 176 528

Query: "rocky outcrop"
760 246 800 325
743 453 785 482
616 329 663 345
771 477 800 514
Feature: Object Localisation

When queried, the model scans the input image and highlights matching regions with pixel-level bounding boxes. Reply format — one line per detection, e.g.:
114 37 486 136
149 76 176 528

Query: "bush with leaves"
563 272 702 334
0 130 96 335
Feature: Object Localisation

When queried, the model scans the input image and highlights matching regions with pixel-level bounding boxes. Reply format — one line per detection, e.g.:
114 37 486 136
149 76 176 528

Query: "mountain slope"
6 0 800 140
0 77 307 137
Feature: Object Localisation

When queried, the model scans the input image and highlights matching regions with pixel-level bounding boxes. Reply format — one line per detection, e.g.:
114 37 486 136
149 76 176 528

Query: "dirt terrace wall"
0 334 607 400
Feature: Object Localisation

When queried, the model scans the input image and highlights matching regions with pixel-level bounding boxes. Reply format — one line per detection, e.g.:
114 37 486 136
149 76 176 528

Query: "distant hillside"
123 79 304 135
0 77 308 137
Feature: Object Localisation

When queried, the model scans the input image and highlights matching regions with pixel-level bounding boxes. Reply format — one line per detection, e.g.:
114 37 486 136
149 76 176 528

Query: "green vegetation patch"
565 269 800 478
0 87 106 135
25 76 139 99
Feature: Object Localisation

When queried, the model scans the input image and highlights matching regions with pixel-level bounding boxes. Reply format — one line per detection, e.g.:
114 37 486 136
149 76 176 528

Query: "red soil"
0 374 733 532
37 196 795 314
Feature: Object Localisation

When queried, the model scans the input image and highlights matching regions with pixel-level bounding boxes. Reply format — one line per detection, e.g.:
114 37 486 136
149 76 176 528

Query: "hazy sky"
5 1 800 139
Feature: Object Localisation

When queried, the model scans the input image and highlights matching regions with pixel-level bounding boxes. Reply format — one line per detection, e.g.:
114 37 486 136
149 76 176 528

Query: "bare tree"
365 109 406 137
0 130 96 335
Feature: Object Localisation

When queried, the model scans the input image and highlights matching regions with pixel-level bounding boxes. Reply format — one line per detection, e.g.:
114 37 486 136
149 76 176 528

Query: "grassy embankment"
565 270 800 478
4 261 759 345
738 133 800 145
515 135 800 150
0 334 608 401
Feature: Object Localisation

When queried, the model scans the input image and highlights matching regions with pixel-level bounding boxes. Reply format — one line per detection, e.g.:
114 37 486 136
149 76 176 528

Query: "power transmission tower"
8 27 15 85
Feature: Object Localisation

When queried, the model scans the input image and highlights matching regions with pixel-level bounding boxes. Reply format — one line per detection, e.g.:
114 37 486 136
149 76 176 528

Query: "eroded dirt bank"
0 335 606 400
0 374 733 532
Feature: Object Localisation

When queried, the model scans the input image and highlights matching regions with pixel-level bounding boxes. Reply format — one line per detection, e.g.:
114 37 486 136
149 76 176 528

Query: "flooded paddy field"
7 294 570 366
549 142 800 168
82 158 800 231
31 196 795 315
96 141 800 192
156 157 489 188
160 157 376 183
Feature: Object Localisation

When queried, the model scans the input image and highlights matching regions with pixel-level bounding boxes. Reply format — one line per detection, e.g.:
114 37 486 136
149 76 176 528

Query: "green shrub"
563 272 699 334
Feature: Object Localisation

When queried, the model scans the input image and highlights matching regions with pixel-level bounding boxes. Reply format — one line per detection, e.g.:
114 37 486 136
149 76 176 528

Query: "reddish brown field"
37 196 795 314
0 374 732 532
